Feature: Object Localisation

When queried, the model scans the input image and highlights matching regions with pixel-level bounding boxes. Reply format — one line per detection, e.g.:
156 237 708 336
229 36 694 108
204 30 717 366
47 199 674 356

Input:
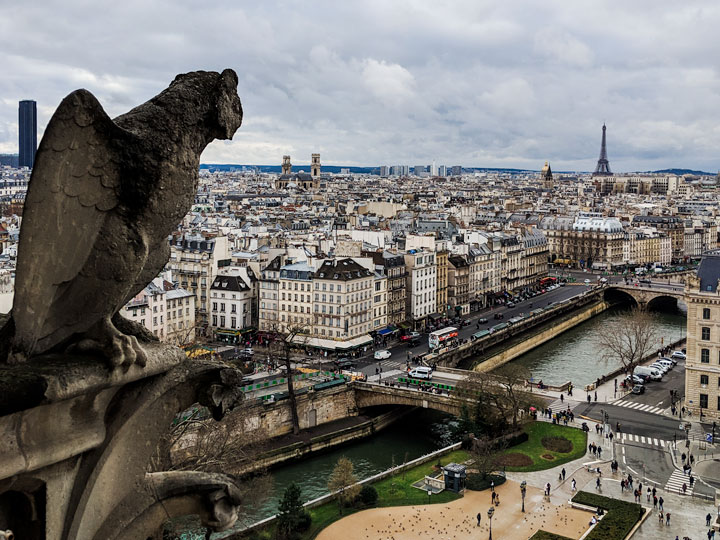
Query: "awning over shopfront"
377 326 397 336
290 334 374 351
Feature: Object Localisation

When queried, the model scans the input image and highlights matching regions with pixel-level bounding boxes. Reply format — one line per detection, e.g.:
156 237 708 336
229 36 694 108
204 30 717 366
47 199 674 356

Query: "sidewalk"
507 417 717 539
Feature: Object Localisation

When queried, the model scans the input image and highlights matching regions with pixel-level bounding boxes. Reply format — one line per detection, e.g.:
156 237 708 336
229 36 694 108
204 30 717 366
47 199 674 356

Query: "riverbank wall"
474 298 611 373
237 407 411 475
432 287 606 370
226 441 464 539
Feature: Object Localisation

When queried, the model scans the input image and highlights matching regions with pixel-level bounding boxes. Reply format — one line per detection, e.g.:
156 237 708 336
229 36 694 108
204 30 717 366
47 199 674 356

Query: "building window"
212 302 217 312
700 375 709 385
703 308 711 319
220 316 225 327
702 327 710 340
700 393 708 409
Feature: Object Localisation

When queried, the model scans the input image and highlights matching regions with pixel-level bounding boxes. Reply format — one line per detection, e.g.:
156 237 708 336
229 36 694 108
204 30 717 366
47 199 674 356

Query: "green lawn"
496 422 587 472
242 449 470 539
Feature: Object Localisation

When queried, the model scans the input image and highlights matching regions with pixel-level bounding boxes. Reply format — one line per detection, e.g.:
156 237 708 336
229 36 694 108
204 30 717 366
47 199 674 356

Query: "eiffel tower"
592 123 612 176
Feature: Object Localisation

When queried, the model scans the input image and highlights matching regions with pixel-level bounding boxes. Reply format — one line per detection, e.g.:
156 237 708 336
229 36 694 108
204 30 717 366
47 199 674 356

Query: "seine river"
510 305 686 387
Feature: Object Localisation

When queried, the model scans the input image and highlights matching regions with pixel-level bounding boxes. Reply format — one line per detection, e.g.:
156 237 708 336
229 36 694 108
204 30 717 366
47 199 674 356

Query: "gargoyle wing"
13 89 133 355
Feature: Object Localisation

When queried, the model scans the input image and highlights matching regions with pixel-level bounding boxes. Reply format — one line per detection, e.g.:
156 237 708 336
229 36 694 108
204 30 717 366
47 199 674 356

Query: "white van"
408 367 433 380
635 366 662 381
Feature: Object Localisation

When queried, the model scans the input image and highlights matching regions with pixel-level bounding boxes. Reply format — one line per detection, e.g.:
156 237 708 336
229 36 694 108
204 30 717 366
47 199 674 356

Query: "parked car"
656 359 674 370
584 279 591 284
625 374 645 385
374 349 391 360
639 279 652 284
507 301 516 308
670 351 686 360
660 356 678 366
631 384 645 395
242 347 254 356
559 282 566 287
477 317 488 324
649 363 669 374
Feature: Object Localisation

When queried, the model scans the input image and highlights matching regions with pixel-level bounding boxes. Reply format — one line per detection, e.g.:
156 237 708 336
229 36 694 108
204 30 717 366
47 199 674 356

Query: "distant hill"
649 168 715 176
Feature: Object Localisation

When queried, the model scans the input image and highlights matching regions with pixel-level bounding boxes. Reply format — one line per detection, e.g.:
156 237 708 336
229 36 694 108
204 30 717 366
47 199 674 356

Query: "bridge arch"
603 287 638 307
646 295 680 312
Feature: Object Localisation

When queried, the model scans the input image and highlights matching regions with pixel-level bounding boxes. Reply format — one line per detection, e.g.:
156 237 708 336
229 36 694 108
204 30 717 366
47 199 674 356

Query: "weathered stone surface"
5 69 243 368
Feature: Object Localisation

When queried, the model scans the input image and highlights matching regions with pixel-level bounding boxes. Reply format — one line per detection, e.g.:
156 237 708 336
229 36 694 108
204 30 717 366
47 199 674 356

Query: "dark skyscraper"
18 100 37 168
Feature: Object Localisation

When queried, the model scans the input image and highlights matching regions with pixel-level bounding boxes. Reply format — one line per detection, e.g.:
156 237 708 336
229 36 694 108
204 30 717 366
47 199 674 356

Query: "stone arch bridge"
353 381 474 416
603 284 685 309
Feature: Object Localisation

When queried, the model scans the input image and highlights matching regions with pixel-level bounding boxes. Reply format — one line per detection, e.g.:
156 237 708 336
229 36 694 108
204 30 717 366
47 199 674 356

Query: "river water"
511 305 686 387
234 409 455 529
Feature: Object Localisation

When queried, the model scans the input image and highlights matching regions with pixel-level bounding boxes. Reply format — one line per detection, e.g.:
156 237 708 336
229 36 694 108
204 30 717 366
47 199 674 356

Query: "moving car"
400 331 420 342
335 358 356 370
477 317 488 324
631 384 645 395
670 351 686 360
408 366 433 380
507 301 516 308
374 349 391 360
584 279 591 284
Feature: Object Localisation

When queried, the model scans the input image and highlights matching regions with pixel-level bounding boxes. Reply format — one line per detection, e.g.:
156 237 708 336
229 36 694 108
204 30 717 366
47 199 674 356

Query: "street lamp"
488 507 494 540
427 488 431 505
520 480 527 513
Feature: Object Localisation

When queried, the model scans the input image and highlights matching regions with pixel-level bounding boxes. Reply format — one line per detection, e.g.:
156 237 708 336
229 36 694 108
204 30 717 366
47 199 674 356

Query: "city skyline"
2 3 720 172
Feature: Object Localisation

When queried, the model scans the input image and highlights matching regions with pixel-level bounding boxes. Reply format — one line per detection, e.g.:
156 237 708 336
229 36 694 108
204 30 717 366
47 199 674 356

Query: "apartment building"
404 249 437 329
312 258 374 346
447 254 470 315
684 250 720 421
279 261 315 334
168 233 230 329
123 278 196 345
258 255 282 332
209 270 254 344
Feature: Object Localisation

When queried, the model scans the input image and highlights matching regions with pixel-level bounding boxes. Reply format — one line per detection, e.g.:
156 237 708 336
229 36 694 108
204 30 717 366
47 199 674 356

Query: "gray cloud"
2 0 720 172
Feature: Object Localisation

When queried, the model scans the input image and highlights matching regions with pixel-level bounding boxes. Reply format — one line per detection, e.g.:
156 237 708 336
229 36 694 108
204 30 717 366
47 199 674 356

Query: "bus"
428 327 458 349
539 276 557 287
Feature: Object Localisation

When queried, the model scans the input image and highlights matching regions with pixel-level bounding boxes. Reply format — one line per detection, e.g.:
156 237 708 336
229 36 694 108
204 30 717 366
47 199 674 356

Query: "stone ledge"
0 341 185 416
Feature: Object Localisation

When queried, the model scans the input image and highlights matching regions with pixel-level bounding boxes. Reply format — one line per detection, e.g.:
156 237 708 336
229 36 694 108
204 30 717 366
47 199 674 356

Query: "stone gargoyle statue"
0 69 243 367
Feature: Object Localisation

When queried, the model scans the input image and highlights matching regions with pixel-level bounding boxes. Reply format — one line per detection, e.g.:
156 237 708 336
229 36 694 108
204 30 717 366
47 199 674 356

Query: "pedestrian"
653 495 657 508
620 479 625 492
681 452 686 462
647 487 651 502
594 391 597 401
560 393 564 403
659 496 664 511
545 482 551 496
609 432 613 442
596 476 601 489
587 394 591 403
571 478 577 492
598 446 602 458
490 480 494 493
690 454 695 465
628 474 633 488
659 511 664 525
690 475 695 488
708 513 713 527
682 483 687 495
666 512 670 526
477 512 481 527
491 491 496 504
652 486 656 499
562 468 566 481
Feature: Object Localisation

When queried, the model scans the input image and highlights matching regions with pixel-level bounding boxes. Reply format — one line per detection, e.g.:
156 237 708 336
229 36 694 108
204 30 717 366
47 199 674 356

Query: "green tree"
327 457 361 513
276 483 309 539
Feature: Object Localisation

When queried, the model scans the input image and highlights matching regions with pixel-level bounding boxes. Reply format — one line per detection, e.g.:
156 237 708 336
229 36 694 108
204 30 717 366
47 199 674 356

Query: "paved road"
349 284 593 377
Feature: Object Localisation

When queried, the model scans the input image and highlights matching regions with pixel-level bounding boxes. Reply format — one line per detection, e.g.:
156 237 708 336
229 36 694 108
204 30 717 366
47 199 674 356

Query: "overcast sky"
2 1 720 172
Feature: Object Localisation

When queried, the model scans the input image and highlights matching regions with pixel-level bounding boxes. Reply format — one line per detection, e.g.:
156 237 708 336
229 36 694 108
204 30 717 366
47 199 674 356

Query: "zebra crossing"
614 399 665 415
616 432 672 449
664 468 694 495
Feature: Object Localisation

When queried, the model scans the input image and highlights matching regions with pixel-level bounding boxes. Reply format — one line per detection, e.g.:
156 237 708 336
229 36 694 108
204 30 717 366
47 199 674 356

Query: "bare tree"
469 436 508 479
327 456 360 513
597 306 658 382
457 364 532 431
266 323 311 436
